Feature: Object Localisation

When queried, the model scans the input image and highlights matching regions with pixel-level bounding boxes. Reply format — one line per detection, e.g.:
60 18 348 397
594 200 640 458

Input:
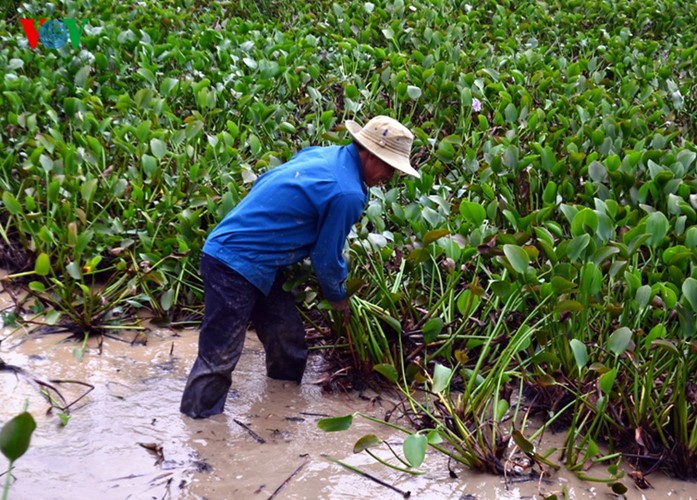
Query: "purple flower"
472 98 482 112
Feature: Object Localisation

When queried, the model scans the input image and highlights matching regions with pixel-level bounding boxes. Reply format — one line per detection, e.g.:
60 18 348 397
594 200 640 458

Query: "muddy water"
1 311 696 499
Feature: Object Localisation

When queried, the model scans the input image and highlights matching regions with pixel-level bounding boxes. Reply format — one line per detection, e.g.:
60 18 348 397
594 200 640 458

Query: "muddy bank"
1 322 696 499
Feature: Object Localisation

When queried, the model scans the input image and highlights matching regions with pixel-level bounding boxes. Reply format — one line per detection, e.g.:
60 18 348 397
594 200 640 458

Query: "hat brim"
346 120 421 178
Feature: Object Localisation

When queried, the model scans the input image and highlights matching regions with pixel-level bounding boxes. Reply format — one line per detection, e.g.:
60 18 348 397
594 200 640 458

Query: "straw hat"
345 116 420 178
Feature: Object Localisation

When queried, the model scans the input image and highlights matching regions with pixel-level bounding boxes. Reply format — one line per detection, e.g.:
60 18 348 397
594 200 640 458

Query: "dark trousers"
180 254 308 418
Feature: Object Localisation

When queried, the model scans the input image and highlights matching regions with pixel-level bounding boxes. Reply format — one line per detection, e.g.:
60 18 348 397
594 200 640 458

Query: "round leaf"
406 85 422 100
0 412 37 462
403 434 427 468
426 430 443 444
435 141 455 163
607 327 633 357
248 134 262 156
150 138 167 159
34 253 51 276
459 201 486 225
503 244 529 274
588 161 607 182
571 208 599 237
74 65 91 89
611 482 628 495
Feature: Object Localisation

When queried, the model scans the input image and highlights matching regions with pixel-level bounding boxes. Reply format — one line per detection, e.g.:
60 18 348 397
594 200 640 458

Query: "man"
180 116 420 418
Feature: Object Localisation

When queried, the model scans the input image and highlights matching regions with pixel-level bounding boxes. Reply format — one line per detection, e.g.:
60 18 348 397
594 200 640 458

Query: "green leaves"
34 253 51 276
353 434 381 453
373 363 398 383
459 201 486 226
599 367 617 395
435 140 455 163
431 364 453 393
160 288 175 312
512 430 534 454
137 67 156 86
570 339 588 371
150 139 167 159
74 66 91 89
2 192 22 215
0 412 36 462
2 1 697 484
568 234 591 261
503 244 529 274
317 414 354 432
403 434 427 468
645 212 669 247
141 155 158 177
422 229 449 245
682 278 697 313
422 318 444 343
607 327 633 357
571 209 598 237
579 262 602 299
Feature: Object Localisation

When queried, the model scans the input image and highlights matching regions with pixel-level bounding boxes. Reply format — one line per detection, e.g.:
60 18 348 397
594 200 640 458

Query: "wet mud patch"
1 329 202 499
1 325 696 500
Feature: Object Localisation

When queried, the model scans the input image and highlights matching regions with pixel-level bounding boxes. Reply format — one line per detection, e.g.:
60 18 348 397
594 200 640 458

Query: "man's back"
203 143 367 300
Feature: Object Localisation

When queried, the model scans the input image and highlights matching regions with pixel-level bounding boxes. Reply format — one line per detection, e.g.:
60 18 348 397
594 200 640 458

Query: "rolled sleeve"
311 192 364 301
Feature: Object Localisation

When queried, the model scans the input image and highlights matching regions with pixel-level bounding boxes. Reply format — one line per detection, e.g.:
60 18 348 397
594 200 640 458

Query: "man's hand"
329 298 350 327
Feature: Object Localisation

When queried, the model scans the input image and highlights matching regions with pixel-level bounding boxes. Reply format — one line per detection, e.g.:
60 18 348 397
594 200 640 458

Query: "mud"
1 303 696 499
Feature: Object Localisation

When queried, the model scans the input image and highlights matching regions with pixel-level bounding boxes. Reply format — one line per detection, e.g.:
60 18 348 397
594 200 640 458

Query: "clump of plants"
1 0 696 488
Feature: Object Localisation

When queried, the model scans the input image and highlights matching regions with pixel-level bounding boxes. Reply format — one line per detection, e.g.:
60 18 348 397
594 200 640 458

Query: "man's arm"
310 192 364 316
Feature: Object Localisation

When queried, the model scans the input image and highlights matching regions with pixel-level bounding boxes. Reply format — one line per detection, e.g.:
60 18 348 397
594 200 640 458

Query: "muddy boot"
180 355 235 418
265 344 307 383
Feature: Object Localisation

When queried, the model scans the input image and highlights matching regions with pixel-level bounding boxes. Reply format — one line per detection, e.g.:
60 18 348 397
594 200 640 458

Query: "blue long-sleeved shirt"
203 143 367 301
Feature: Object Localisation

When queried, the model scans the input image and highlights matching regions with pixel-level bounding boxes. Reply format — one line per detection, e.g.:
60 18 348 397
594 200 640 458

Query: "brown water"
1 292 696 499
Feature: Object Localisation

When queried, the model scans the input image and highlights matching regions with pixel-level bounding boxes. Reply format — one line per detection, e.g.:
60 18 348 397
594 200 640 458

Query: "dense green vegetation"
2 0 697 490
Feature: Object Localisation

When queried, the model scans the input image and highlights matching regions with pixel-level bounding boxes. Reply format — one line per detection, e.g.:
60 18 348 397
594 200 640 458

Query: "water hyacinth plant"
1 0 697 487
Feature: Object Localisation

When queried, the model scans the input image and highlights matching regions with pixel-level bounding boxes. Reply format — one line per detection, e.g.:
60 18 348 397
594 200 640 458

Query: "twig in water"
48 379 95 412
159 475 173 500
299 412 331 418
233 418 266 444
267 460 308 500
321 454 411 498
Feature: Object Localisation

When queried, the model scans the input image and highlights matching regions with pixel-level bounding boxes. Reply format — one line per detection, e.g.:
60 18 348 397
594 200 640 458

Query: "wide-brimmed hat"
345 116 420 178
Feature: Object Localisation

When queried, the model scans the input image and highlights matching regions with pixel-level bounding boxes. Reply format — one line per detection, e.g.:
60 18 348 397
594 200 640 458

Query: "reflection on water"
1 323 696 500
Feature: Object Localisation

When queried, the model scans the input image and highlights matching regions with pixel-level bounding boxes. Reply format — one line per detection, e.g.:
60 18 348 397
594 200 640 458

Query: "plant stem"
2 461 14 500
